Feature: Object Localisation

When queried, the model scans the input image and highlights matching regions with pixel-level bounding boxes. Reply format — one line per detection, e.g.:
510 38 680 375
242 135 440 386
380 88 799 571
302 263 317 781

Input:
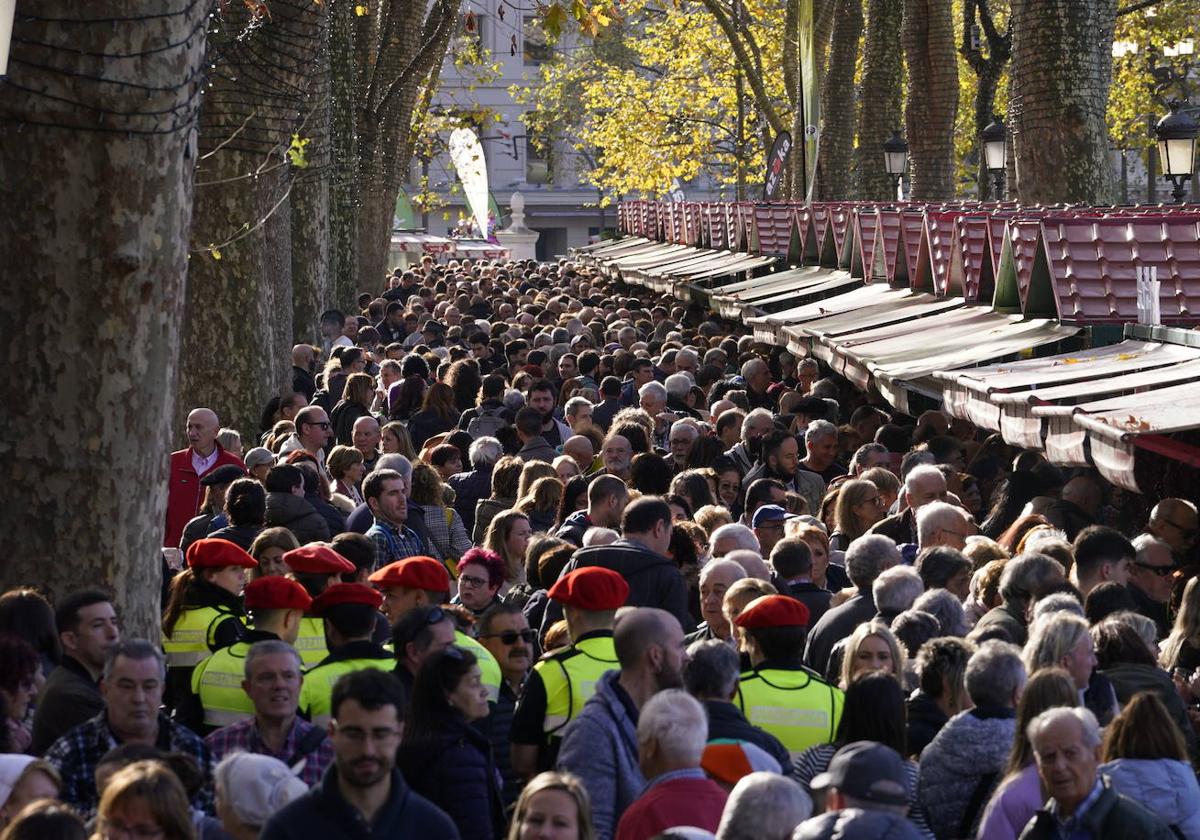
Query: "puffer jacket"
977 764 1043 840
1100 757 1200 840
556 670 645 840
917 707 1015 840
265 491 331 545
397 717 505 840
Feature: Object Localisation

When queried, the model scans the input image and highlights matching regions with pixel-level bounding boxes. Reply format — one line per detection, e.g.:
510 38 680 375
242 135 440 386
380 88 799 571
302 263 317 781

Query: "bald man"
1148 498 1199 559
164 408 246 548
564 435 596 475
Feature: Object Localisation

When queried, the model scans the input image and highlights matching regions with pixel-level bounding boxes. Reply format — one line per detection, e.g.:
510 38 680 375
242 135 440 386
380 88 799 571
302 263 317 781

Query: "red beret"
368 557 450 593
547 567 629 611
186 538 258 570
733 595 810 630
311 583 383 613
283 545 355 575
243 576 312 611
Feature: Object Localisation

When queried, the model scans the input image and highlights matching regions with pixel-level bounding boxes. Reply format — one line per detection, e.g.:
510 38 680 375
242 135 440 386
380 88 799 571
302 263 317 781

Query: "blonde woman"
1162 577 1200 675
484 510 533 590
829 479 885 552
507 771 594 840
514 476 564 533
248 527 299 579
839 620 905 689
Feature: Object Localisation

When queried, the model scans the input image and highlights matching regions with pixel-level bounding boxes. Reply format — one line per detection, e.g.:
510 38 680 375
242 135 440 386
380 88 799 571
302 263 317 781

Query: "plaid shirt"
205 716 333 788
45 712 214 818
421 505 472 563
365 518 427 570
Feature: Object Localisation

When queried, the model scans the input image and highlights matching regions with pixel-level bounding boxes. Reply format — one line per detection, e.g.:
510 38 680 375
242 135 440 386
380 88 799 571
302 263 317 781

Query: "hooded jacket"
1100 757 1200 840
556 670 645 840
546 538 693 634
265 492 331 545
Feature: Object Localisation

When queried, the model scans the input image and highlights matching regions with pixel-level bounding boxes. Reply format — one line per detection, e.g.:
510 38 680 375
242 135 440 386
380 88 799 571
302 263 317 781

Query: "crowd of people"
3 252 1200 840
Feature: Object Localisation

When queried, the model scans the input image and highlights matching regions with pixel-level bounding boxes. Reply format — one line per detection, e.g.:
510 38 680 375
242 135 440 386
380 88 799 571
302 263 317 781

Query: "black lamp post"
882 130 908 199
1154 100 1198 203
981 115 1007 199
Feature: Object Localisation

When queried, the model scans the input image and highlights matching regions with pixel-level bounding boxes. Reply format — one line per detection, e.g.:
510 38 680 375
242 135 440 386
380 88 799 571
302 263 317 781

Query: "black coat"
265 492 331 545
447 467 493 537
803 590 876 676
330 399 371 447
397 718 505 840
1018 781 1176 840
261 767 459 840
905 690 949 758
543 539 693 635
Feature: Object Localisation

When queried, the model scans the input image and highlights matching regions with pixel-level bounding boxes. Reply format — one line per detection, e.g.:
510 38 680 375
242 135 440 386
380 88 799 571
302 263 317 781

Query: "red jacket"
614 772 728 840
164 444 246 548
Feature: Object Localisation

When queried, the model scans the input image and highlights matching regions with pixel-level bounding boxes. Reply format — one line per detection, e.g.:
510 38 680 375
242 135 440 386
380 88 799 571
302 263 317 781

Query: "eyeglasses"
305 421 331 429
1133 561 1179 577
482 628 537 645
458 574 490 589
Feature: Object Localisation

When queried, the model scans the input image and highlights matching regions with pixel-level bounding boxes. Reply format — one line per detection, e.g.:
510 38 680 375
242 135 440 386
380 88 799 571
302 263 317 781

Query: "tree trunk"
902 0 959 198
1009 0 1116 204
856 0 905 201
816 0 862 200
0 0 208 638
292 5 333 345
355 0 461 298
330 0 362 310
181 0 322 439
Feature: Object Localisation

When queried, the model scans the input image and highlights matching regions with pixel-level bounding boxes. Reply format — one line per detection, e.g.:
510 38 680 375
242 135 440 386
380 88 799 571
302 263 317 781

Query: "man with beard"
478 604 534 806
556 607 686 840
525 379 572 448
743 429 825 518
261 669 458 838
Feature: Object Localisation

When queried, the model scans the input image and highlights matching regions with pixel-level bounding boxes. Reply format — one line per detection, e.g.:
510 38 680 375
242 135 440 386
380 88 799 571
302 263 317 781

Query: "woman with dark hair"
258 392 307 443
206 478 266 551
995 514 1053 556
0 635 41 754
0 800 84 840
685 436 724 469
446 359 483 413
429 444 464 482
247 527 298 579
791 671 932 835
664 495 693 522
387 376 426 423
670 469 716 513
712 455 743 511
398 647 505 840
1099 692 1200 840
1093 615 1197 754
980 473 1045 541
408 382 459 450
321 347 365 411
329 372 375 446
410 463 471 569
444 430 475 472
0 589 60 676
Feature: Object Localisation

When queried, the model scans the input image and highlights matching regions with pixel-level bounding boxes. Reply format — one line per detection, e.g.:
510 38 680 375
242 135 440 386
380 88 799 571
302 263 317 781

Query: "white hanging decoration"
449 127 490 239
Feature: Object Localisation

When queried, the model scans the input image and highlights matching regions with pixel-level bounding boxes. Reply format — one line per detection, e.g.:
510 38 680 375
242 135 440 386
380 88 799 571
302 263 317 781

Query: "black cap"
810 741 909 806
200 464 247 486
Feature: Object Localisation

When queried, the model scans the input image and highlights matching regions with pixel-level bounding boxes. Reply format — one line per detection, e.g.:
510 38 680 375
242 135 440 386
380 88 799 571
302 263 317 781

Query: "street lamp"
1154 100 1198 203
882 130 908 199
981 115 1007 199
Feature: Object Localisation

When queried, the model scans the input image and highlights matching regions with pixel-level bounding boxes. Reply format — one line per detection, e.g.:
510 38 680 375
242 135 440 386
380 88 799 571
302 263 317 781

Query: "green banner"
797 0 819 200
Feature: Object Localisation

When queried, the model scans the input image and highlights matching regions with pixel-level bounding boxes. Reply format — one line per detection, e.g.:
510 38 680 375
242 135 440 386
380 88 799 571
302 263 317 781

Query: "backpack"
467 406 507 439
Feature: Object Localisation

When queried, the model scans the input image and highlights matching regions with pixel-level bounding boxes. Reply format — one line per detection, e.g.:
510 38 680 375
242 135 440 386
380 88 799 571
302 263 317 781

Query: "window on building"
523 16 553 64
524 118 551 184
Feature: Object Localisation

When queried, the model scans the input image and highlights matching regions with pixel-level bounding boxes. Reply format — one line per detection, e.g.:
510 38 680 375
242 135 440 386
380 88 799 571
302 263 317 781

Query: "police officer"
510 566 626 777
733 594 844 758
298 583 394 727
162 538 256 716
282 544 356 667
369 556 503 701
190 576 311 733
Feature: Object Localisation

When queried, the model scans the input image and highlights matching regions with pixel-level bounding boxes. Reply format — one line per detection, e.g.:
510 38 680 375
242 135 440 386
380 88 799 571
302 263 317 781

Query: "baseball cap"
810 741 909 806
751 504 794 528
200 464 247 486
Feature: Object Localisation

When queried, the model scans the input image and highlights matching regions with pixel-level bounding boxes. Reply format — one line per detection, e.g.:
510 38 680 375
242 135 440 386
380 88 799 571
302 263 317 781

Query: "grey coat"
556 670 644 840
917 708 1015 839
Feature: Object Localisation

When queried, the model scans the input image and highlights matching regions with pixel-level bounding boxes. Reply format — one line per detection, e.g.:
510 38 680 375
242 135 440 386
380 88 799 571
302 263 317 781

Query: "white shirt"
191 447 219 476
